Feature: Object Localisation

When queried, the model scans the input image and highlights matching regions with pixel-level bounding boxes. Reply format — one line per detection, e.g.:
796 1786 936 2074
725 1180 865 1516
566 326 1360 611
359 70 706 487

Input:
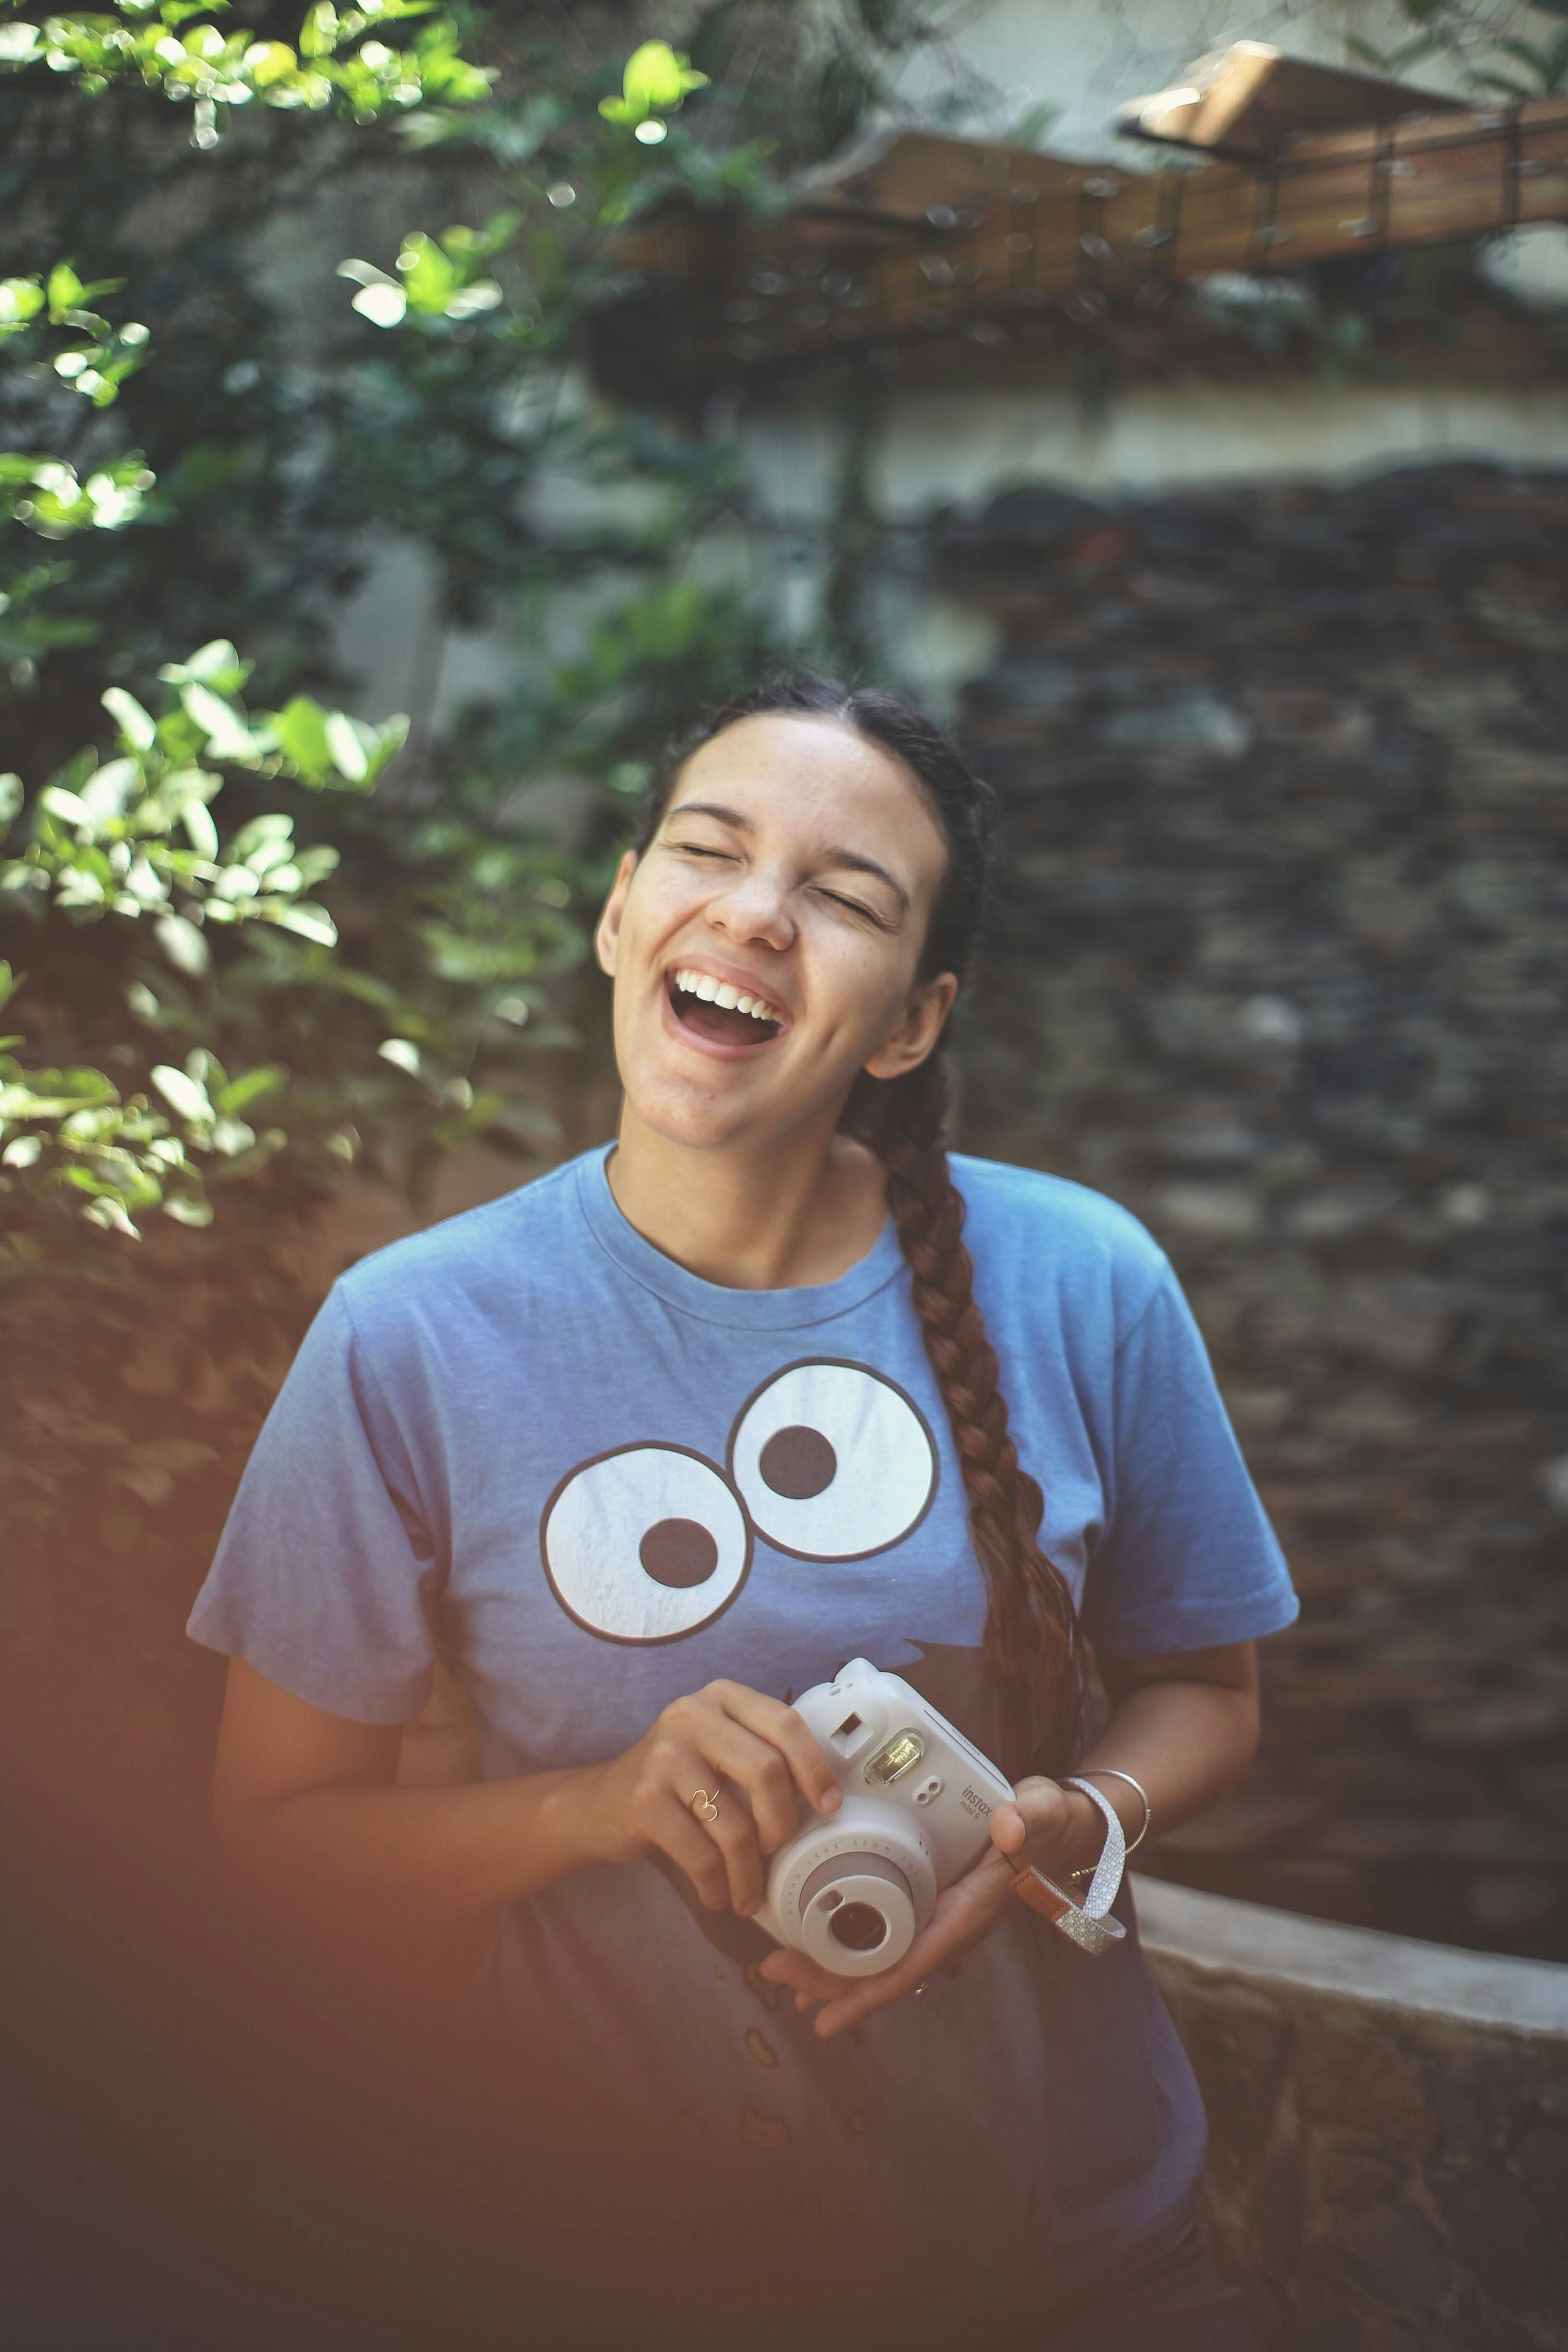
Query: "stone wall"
938 462 1568 1962
1135 1877 1568 2352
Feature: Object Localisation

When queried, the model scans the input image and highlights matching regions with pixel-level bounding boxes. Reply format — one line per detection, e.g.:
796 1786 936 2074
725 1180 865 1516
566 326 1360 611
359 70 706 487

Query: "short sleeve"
1083 1268 1298 1657
186 1284 440 1722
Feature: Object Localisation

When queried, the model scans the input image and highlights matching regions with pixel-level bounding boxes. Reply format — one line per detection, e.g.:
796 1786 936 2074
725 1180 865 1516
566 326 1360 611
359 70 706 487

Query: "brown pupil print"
637 1516 720 1589
758 1424 837 1500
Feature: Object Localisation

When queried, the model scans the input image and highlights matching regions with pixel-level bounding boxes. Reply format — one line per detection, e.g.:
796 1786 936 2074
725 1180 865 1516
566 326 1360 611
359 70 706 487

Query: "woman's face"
596 713 959 1155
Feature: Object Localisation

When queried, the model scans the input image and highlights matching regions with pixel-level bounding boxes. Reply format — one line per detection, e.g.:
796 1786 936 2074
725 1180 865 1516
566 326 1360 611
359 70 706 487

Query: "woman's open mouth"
665 966 785 1052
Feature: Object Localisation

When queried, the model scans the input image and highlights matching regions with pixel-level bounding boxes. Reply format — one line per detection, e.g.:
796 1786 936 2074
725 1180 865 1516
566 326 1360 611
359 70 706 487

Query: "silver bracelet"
1066 1766 1152 1882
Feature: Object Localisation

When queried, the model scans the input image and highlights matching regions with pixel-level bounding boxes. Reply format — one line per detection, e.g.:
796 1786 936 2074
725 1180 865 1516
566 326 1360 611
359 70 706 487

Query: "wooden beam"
589 96 1568 398
1114 40 1467 161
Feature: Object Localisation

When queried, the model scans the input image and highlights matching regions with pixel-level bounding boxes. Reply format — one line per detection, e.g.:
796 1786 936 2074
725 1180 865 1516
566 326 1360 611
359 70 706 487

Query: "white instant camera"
753 1657 1016 1977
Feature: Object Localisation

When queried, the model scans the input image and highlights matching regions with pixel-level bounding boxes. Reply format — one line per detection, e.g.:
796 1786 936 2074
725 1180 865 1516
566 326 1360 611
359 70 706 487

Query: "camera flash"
865 1729 925 1788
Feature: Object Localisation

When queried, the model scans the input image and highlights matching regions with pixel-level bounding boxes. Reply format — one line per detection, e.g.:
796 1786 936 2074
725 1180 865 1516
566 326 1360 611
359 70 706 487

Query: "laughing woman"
189 679 1297 2352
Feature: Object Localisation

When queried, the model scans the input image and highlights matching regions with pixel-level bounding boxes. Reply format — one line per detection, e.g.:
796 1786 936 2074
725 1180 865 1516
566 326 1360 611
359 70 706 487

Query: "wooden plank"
592 97 1568 392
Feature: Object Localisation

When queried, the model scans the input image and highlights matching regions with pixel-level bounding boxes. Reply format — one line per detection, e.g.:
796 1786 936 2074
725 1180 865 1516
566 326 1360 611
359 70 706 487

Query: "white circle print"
727 1358 938 1561
540 1443 752 1644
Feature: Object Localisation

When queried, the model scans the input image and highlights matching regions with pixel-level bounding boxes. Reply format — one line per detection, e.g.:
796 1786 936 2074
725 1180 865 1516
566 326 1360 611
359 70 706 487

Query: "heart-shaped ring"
690 1787 721 1824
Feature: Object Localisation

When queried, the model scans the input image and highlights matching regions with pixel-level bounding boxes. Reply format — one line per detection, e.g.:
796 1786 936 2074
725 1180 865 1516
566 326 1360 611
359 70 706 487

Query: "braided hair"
633 675 1086 1782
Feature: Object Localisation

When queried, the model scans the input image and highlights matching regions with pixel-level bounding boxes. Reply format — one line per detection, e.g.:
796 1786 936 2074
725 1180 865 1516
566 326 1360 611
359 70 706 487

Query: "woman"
190 678 1297 2352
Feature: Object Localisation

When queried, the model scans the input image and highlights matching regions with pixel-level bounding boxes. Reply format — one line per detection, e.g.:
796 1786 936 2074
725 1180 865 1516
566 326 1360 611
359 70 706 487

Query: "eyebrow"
665 799 912 916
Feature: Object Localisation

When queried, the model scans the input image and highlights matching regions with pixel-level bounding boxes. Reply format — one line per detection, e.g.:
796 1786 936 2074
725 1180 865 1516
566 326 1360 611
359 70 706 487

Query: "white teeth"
671 968 781 1026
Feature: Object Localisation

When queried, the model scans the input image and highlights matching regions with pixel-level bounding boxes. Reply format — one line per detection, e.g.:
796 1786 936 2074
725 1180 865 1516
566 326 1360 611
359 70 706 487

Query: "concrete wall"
1137 1876 1568 2350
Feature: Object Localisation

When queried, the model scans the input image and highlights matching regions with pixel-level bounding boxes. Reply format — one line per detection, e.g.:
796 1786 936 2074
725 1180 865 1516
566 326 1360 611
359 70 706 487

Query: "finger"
694 1718 809 1858
809 1877 1008 2038
709 1682 843 1817
758 1947 850 2005
989 1776 1068 1857
687 1776 772 1915
989 1800 1028 1855
656 1793 736 1912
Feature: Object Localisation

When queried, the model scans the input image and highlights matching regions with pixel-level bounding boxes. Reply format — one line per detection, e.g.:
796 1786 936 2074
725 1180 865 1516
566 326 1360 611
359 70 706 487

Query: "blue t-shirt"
189 1145 1296 2334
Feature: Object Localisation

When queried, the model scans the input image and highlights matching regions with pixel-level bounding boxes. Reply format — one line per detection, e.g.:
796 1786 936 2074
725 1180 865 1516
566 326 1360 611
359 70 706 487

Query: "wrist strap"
1004 1776 1128 1955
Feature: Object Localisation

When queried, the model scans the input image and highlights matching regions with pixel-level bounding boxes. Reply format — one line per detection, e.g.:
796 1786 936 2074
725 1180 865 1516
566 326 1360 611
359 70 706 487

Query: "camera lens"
829 1901 888 1953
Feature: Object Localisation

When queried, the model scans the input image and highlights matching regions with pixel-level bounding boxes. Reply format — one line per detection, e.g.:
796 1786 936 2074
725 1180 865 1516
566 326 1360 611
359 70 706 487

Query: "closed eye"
673 844 888 927
818 889 888 927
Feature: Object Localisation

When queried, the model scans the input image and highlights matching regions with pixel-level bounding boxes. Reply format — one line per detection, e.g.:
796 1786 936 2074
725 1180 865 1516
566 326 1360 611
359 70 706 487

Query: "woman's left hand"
756 1773 1101 2038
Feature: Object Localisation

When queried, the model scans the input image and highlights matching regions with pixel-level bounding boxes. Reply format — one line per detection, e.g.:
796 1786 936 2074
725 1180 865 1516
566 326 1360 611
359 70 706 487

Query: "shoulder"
333 1152 587 1345
946 1153 1171 1340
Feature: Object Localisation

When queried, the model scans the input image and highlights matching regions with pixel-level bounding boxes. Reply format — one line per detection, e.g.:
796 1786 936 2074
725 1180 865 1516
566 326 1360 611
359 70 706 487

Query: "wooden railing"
590 95 1568 396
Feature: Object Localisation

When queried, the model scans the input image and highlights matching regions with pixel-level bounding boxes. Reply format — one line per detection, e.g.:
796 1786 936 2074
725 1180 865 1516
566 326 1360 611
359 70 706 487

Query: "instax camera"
753 1657 1016 1977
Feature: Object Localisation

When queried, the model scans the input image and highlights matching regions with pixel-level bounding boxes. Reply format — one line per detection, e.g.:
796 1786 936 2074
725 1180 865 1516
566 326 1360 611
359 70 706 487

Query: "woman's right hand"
576 1680 843 1917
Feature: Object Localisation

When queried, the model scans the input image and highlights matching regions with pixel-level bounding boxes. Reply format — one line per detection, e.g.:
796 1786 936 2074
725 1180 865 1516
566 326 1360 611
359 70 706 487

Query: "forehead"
671 714 949 876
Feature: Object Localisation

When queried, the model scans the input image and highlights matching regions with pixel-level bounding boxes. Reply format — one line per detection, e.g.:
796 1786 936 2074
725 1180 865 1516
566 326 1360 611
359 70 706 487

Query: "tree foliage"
0 2 981 1572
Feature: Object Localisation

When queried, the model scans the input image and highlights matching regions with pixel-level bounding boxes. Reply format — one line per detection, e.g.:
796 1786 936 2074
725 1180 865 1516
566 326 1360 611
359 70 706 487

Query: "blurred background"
3 2 1567 2342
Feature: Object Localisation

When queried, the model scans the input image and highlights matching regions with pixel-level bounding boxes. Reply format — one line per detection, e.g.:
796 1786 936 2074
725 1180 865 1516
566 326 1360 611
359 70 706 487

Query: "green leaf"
324 711 370 783
601 40 708 125
351 282 408 328
0 276 47 328
158 639 245 690
151 1064 211 1124
155 912 209 976
101 687 156 751
214 1063 286 1116
299 3 340 60
181 799 219 858
46 262 85 318
396 233 456 315
270 902 338 946
160 1193 214 1226
276 694 333 780
83 1196 142 1239
181 681 255 759
39 784 93 826
79 758 142 822
230 812 293 861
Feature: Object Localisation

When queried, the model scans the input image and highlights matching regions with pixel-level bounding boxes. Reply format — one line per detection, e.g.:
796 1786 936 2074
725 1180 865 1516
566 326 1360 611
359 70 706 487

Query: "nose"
709 861 796 954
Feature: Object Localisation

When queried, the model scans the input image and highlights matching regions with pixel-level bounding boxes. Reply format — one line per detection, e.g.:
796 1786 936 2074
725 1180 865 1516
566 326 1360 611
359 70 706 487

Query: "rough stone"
944 461 1568 1973
1336 2199 1456 2316
1159 1985 1293 2200
1436 2166 1568 2316
1296 2023 1437 2159
1149 1180 1266 1241
1510 2114 1568 2236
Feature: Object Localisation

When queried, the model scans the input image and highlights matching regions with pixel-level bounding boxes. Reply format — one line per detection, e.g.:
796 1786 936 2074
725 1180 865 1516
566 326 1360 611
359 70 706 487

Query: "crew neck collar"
574 1143 905 1331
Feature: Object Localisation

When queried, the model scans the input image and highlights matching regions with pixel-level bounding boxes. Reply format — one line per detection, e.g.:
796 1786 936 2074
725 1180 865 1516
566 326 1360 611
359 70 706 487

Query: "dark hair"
634 674 1085 1782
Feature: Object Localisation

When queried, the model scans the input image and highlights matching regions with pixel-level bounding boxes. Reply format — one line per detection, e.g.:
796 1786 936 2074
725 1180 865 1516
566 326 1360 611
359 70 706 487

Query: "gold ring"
690 1787 721 1824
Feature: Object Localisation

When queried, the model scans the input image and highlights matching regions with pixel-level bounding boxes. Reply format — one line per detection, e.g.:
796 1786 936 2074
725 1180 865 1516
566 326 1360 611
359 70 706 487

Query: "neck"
605 1103 888 1291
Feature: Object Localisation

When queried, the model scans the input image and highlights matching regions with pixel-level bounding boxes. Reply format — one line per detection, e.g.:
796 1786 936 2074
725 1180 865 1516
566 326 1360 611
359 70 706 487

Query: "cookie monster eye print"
540 1442 753 1645
538 1359 940 1649
727 1359 938 1562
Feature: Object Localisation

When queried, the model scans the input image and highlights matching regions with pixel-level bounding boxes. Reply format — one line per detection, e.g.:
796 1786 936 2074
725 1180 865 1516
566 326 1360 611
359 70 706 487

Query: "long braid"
641 671 1088 1785
843 1056 1086 1782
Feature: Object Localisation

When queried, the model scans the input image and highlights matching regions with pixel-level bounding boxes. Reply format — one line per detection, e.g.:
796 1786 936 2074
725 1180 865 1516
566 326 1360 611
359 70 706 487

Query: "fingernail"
820 1786 841 1810
739 1898 758 1917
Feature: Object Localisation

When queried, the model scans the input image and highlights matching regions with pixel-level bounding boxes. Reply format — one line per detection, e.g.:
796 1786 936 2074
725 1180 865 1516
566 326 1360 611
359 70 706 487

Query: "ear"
863 970 960 1082
595 849 639 978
